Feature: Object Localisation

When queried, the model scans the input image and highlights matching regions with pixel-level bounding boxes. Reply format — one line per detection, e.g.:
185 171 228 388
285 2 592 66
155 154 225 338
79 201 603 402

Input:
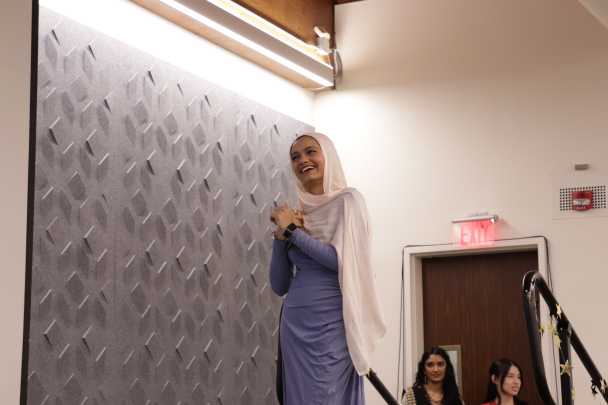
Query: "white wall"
7 0 608 403
2 0 315 402
315 1 608 404
0 0 32 403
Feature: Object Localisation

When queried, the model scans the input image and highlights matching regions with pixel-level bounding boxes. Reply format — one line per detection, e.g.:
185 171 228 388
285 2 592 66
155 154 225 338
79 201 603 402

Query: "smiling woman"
268 132 387 404
289 135 326 196
403 347 463 405
481 359 528 405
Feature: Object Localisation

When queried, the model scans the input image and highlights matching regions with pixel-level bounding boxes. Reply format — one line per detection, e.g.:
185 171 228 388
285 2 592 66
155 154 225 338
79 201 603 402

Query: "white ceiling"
335 0 608 82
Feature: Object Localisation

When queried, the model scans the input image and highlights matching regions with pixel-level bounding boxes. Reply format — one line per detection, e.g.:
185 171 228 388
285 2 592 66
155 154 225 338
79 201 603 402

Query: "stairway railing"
366 368 400 404
522 271 608 405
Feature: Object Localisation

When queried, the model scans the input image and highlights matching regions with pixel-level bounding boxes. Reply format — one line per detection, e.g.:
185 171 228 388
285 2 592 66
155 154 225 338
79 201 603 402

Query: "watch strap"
282 223 298 239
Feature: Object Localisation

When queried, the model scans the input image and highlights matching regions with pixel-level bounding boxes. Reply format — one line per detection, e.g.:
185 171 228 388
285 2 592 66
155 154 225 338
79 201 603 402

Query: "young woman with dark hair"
402 347 462 405
481 359 528 405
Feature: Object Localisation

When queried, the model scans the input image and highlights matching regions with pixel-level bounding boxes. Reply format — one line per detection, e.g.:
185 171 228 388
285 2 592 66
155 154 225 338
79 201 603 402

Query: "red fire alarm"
572 190 593 211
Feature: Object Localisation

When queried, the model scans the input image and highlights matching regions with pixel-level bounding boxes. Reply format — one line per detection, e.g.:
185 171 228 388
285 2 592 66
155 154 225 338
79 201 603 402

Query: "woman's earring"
425 375 428 383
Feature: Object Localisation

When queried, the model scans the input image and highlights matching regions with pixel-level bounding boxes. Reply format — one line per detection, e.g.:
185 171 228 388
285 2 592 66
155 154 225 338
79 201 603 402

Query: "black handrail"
366 368 400 404
522 271 608 405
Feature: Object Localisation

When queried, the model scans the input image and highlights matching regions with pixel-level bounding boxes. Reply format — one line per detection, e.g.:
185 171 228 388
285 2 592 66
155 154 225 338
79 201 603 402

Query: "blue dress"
269 229 365 405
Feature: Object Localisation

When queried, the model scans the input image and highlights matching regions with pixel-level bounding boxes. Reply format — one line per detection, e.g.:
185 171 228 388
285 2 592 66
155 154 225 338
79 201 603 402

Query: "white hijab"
291 132 387 376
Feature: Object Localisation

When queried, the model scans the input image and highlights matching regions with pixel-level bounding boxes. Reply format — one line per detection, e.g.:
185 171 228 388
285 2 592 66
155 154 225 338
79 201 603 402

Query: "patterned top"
403 386 429 405
403 386 464 405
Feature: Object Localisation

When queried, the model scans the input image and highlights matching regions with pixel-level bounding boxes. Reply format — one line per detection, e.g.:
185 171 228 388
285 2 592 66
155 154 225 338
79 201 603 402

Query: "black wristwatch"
283 223 298 239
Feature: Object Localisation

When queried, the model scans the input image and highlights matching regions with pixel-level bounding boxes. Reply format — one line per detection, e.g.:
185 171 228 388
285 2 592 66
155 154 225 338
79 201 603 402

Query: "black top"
403 385 463 405
403 386 428 405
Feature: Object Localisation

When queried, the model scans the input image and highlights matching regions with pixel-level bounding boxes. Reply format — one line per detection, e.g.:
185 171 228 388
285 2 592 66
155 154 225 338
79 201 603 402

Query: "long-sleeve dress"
269 229 365 405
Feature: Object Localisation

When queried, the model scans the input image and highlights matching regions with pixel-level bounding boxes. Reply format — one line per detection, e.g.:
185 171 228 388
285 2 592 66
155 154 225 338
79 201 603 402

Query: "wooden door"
422 250 540 405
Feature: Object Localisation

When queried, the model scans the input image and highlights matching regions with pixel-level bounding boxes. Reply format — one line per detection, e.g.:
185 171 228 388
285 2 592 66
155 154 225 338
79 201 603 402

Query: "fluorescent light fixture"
156 0 334 87
452 215 499 224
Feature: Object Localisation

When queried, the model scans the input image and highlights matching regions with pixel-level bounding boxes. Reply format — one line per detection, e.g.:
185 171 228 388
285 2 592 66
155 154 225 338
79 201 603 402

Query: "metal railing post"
557 322 573 405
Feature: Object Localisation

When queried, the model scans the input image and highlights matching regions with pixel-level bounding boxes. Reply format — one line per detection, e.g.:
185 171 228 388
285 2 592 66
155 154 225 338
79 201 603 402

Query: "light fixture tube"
157 0 334 87
452 215 499 224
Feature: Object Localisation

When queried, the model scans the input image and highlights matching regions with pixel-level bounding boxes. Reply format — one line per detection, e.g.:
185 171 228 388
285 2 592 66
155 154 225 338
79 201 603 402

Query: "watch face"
286 223 298 232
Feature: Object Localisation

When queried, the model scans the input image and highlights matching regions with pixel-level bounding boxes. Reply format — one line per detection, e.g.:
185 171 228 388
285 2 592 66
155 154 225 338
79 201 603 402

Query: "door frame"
402 237 555 398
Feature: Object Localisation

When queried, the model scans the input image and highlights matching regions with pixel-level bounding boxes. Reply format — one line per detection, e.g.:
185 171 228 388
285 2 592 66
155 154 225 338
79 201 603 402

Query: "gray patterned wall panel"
28 7 311 404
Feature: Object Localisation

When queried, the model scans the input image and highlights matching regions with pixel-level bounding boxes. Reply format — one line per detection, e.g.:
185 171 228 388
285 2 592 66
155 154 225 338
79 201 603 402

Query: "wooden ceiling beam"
234 0 335 46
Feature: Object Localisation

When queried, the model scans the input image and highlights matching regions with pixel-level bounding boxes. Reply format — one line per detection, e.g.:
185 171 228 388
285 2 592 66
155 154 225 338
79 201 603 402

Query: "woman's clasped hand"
269 201 304 239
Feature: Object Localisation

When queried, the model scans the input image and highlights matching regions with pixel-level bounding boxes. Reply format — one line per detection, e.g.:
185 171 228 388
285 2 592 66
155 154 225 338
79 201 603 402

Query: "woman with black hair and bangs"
403 347 462 405
481 359 528 405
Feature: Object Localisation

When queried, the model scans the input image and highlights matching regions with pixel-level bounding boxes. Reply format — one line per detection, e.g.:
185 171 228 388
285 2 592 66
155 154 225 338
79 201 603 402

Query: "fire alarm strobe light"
572 190 593 211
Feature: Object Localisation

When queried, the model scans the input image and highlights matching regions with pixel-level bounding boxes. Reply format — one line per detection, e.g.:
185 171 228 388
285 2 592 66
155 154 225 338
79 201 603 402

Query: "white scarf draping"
291 132 387 375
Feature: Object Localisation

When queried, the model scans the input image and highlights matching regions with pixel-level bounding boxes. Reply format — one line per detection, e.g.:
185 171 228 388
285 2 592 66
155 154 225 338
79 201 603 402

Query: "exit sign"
453 219 495 247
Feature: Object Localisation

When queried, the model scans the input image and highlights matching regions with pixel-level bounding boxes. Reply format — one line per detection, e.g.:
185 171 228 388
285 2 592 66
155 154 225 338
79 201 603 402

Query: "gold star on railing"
591 388 597 399
556 304 562 319
560 360 573 376
601 379 606 394
548 323 557 335
539 323 545 336
554 334 562 348
572 388 577 400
